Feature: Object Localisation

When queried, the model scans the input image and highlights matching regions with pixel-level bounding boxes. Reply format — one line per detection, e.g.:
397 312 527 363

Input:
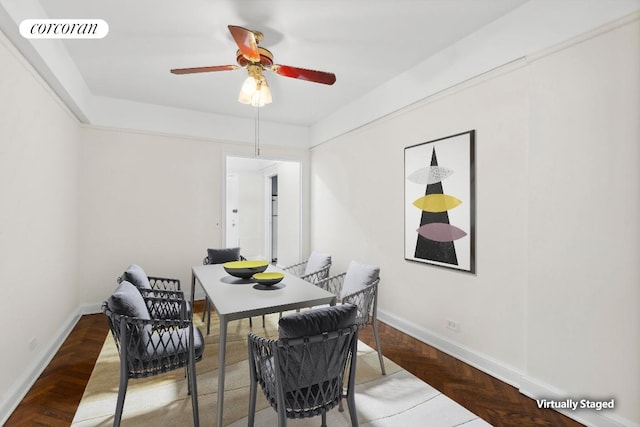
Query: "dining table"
190 262 337 426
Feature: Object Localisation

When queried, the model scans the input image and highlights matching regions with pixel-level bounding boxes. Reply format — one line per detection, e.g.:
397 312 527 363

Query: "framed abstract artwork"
404 130 476 273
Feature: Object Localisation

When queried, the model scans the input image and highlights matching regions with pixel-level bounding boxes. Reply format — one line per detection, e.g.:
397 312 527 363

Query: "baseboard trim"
79 301 103 315
377 308 524 387
520 377 638 427
0 307 82 425
377 309 637 427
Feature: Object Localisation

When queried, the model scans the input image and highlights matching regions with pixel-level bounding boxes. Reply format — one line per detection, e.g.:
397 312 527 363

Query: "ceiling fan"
170 25 336 107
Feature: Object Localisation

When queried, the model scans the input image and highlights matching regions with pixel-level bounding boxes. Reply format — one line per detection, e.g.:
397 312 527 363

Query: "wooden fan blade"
170 65 238 74
228 25 260 62
271 64 336 85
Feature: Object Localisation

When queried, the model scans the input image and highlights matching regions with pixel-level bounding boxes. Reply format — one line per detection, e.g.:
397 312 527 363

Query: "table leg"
190 272 196 319
189 270 199 425
216 314 228 426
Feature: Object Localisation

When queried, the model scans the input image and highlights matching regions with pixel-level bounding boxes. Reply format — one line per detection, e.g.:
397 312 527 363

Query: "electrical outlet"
446 319 460 333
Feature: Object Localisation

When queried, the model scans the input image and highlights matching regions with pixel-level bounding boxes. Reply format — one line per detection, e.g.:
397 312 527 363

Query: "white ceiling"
38 0 531 126
1 0 639 147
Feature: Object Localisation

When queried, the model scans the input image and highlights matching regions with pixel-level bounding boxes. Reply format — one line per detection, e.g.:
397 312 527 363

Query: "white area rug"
72 312 491 426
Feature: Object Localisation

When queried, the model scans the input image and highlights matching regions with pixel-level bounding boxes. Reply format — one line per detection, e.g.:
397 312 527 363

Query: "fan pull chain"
254 105 260 156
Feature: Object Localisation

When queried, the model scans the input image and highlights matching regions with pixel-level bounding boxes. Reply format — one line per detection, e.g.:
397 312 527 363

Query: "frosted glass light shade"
238 75 272 107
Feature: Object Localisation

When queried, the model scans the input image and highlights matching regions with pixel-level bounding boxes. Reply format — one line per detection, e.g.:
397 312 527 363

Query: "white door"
226 174 240 247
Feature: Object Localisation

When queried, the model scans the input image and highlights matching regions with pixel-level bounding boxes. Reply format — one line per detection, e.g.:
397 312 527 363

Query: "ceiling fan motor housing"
236 47 273 67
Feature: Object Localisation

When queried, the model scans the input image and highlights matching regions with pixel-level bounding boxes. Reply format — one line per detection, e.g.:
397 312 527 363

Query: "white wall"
77 127 224 303
310 14 639 427
77 128 309 305
0 30 80 419
311 61 529 371
524 16 640 425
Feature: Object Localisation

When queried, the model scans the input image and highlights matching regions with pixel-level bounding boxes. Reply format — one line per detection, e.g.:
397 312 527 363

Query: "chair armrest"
315 272 346 297
248 333 277 396
300 264 331 284
341 277 379 327
282 260 307 277
104 302 193 348
248 333 276 363
148 275 181 291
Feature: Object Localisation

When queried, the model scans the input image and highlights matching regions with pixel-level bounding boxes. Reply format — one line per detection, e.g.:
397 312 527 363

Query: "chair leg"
347 331 360 427
206 299 212 335
201 299 207 322
114 371 128 427
321 411 327 427
248 372 257 427
372 320 386 375
277 406 287 427
347 391 359 427
262 314 265 327
188 328 200 426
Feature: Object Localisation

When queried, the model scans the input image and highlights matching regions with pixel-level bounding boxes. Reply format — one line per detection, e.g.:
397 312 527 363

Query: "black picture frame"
404 130 476 273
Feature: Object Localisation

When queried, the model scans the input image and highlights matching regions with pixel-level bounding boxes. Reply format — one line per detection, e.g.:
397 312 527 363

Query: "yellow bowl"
223 260 269 279
252 272 284 286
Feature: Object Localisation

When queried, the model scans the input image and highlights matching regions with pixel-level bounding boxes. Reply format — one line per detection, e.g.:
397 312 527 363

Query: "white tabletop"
191 262 338 426
192 263 336 321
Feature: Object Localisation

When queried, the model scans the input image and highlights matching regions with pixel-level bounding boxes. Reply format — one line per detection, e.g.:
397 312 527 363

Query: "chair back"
248 304 358 421
117 264 181 291
118 264 152 289
303 251 332 282
203 247 242 265
283 251 332 284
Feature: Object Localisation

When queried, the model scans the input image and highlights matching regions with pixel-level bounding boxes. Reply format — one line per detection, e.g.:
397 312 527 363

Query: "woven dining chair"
248 304 359 427
281 251 332 284
202 247 245 333
274 251 333 319
315 260 385 375
103 281 205 427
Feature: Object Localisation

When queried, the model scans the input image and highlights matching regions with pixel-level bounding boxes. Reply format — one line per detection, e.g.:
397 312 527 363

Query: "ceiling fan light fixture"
172 25 336 111
238 75 257 104
255 76 272 106
238 75 272 107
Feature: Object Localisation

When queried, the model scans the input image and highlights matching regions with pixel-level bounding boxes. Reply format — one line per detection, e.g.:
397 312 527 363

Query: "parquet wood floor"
358 322 584 427
5 313 108 427
6 302 584 426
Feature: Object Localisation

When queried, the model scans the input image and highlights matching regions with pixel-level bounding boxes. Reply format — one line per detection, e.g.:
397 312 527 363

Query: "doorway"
225 155 301 266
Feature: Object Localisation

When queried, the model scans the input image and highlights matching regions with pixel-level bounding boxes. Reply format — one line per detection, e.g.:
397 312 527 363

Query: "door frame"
264 170 278 263
222 152 307 263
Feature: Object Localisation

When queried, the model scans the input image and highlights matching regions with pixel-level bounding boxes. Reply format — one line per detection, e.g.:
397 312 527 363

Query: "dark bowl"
223 260 269 279
252 272 284 286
